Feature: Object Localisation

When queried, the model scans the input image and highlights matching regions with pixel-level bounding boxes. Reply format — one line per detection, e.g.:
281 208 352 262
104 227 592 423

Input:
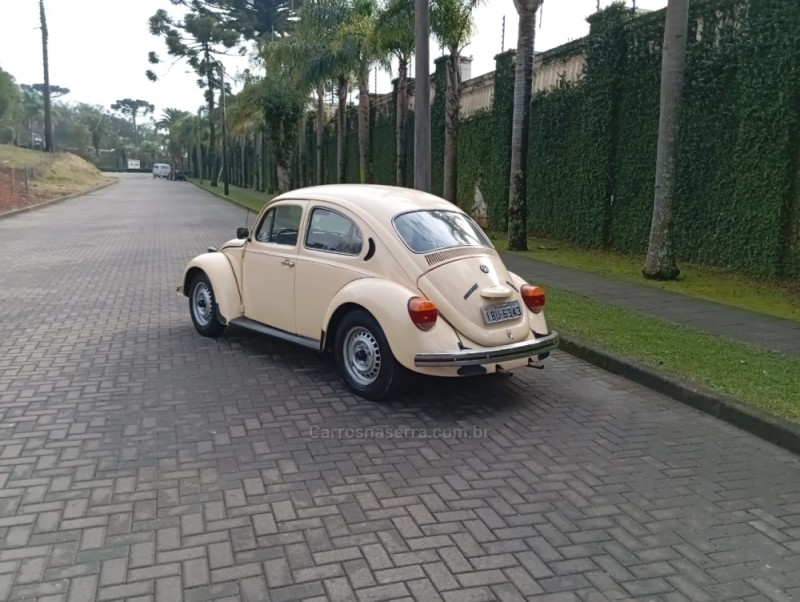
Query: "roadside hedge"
305 0 800 279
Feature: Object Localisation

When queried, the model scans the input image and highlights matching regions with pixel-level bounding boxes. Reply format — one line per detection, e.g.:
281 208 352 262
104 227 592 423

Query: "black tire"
189 272 226 338
335 309 403 400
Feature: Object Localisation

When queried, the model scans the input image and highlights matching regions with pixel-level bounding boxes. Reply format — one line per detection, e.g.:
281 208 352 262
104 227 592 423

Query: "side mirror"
236 227 250 240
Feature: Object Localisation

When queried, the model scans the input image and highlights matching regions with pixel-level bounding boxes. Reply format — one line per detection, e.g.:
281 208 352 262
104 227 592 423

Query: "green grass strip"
492 234 800 323
546 288 800 424
191 178 274 213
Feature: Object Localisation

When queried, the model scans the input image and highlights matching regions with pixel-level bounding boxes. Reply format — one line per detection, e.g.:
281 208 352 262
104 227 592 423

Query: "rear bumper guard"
414 331 560 367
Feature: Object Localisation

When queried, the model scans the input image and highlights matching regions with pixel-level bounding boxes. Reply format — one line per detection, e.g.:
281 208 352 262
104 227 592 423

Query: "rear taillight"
408 297 438 331
521 285 546 311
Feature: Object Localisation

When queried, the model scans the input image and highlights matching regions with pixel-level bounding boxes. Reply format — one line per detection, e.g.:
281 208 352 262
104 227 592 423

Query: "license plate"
481 300 522 324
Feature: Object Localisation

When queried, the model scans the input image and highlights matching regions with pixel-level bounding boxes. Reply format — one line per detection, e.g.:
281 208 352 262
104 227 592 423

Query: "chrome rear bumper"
414 331 560 367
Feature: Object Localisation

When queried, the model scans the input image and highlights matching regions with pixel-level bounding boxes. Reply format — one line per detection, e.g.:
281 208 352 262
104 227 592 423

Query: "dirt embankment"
0 145 115 215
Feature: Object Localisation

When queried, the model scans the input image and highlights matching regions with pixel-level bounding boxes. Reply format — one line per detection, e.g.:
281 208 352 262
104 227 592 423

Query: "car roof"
274 184 462 223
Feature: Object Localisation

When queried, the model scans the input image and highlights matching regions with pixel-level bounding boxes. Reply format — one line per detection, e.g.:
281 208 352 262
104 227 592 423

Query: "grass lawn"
0 145 113 214
491 234 800 323
546 288 800 424
0 145 45 168
190 178 274 213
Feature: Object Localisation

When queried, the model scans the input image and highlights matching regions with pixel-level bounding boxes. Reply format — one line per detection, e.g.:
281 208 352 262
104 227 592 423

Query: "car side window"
305 208 363 256
255 209 274 242
254 205 303 246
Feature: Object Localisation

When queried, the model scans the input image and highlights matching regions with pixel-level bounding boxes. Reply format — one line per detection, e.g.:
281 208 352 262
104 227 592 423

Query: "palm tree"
374 0 415 186
506 0 543 251
77 105 110 157
156 108 192 169
334 0 390 184
267 0 354 184
643 0 690 280
431 0 483 203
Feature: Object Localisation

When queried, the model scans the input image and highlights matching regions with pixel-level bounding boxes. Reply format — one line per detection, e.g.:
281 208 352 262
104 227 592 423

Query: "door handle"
281 258 295 267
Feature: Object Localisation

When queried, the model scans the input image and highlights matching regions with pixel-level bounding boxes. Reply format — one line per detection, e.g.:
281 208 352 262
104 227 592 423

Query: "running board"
229 317 321 351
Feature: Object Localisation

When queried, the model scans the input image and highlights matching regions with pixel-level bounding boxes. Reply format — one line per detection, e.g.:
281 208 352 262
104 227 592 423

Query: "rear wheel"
189 273 226 338
335 310 402 400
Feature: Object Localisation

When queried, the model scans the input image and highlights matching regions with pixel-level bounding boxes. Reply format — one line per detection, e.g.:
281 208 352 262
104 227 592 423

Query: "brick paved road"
1 174 799 602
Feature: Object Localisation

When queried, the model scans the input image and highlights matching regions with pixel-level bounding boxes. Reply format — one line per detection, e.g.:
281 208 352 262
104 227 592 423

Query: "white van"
152 163 171 178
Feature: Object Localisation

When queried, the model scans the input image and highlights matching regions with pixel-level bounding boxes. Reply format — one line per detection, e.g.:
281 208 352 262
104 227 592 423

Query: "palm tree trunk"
443 47 460 203
241 136 247 187
643 0 689 280
298 113 306 187
396 56 409 186
337 74 348 184
261 131 268 192
414 0 431 192
357 62 372 184
316 83 324 185
507 3 539 251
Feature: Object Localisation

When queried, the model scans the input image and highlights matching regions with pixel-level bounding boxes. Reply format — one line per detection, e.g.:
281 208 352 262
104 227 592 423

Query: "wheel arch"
321 278 462 371
181 253 242 324
323 302 367 353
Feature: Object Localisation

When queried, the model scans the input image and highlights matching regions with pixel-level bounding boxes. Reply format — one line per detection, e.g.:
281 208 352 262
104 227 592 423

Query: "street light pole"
414 0 431 192
219 62 230 196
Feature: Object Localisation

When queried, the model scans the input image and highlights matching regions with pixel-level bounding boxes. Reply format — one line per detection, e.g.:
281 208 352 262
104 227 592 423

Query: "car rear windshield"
392 210 492 254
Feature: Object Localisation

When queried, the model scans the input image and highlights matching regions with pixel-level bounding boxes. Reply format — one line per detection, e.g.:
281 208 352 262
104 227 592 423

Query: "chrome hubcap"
344 327 381 386
192 282 213 327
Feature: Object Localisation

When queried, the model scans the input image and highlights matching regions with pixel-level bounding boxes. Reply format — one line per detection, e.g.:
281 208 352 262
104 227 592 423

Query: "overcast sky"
0 0 667 118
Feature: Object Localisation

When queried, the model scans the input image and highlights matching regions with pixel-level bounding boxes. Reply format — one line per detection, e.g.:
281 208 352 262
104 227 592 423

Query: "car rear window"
392 210 492 254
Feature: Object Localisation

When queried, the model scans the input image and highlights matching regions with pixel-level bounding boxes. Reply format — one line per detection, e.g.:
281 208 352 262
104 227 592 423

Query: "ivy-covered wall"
528 0 800 278
303 0 800 279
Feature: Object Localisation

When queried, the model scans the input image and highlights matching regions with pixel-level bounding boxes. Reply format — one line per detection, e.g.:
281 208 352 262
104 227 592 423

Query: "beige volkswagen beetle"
177 184 559 400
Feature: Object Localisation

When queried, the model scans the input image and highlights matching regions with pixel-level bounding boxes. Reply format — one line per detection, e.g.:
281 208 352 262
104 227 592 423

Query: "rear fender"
322 279 463 371
179 253 242 324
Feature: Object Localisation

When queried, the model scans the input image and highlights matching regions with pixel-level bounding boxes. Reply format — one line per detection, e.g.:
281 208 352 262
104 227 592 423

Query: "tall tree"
267 0 354 184
32 84 69 99
238 71 305 192
334 0 387 184
77 104 110 156
506 0 542 251
643 0 690 280
147 8 238 186
414 0 431 192
111 99 155 147
157 108 192 168
39 0 53 152
431 0 483 203
19 85 43 148
167 0 303 46
375 0 415 186
0 67 20 122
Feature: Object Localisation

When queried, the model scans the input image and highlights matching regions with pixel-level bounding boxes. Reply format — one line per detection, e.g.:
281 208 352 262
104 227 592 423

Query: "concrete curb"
557 334 800 456
0 177 118 220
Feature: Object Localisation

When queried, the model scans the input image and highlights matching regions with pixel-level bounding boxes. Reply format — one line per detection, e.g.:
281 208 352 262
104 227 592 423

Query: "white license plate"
481 300 522 324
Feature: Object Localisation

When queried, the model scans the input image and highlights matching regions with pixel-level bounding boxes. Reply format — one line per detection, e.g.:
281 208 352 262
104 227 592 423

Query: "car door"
294 205 372 341
242 201 308 334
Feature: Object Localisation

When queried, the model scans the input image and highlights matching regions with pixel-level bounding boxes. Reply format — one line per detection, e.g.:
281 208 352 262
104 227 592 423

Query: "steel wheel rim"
344 326 381 386
192 281 213 327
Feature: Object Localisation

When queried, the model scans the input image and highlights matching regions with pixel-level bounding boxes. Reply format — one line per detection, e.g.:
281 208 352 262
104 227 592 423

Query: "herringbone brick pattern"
1 175 799 601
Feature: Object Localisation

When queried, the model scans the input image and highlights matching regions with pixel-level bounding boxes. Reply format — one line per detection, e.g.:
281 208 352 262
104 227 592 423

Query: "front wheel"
189 273 226 338
335 310 402 400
